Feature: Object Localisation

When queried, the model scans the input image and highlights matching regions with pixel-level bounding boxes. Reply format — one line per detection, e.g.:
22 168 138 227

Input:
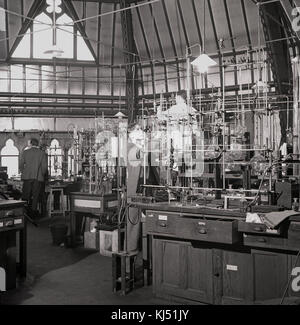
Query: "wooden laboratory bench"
0 200 27 290
131 202 300 305
69 192 118 247
131 201 246 218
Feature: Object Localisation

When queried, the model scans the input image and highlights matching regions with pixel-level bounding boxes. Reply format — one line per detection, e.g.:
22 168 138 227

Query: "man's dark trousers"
22 179 42 212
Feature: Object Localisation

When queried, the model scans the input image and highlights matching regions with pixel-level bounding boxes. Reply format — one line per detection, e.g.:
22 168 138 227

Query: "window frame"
11 11 94 63
0 139 20 178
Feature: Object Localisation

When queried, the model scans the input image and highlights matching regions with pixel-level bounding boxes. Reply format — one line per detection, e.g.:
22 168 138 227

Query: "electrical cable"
0 25 54 44
1 7 52 26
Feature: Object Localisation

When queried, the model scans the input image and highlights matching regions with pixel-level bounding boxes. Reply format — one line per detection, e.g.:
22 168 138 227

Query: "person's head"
30 138 39 147
40 143 47 151
175 90 187 104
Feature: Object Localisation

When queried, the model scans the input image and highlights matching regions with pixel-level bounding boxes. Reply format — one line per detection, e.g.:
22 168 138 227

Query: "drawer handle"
254 227 264 232
5 211 15 218
5 220 14 227
257 238 266 243
198 228 207 235
159 223 167 228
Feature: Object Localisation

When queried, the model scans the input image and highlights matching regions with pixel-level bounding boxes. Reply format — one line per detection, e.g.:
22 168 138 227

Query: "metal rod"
222 61 226 190
141 184 270 194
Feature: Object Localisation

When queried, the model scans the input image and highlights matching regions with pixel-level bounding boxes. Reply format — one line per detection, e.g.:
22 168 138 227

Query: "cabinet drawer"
244 234 300 251
146 211 240 244
0 216 24 232
288 222 300 237
243 234 285 249
71 194 118 214
287 222 300 248
177 218 240 244
238 222 282 236
145 211 177 235
0 207 23 218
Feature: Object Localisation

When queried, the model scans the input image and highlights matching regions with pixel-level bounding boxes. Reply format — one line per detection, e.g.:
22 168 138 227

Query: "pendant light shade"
44 44 64 58
114 112 126 119
191 53 217 73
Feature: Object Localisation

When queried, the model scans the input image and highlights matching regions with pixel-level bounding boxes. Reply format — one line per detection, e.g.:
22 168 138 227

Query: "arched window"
0 139 19 178
47 139 62 178
33 13 54 59
12 11 94 61
56 14 74 59
68 147 75 177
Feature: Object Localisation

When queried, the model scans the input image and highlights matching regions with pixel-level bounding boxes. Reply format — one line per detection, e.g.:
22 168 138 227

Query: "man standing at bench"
20 138 48 220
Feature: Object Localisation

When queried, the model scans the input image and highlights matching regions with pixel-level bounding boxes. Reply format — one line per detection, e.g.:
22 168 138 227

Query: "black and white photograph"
0 0 300 314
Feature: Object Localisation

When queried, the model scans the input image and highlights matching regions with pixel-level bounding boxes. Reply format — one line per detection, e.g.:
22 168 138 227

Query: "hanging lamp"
44 0 64 58
190 0 216 74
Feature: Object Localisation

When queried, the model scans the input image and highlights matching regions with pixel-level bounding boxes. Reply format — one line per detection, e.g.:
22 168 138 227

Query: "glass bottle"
292 198 299 212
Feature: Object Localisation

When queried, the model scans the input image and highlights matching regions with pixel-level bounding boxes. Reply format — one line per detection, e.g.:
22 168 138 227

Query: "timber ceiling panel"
1 0 266 65
0 0 294 107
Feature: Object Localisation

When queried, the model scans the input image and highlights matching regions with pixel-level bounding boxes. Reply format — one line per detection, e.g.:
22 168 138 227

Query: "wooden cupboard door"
251 249 289 303
185 244 213 303
0 232 17 290
153 238 213 304
154 239 183 291
221 250 253 304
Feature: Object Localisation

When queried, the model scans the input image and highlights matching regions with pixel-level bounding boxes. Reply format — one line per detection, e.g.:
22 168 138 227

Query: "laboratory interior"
0 0 300 305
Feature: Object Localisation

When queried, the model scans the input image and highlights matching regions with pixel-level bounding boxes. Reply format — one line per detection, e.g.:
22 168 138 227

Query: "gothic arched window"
48 139 62 178
0 139 19 178
12 10 94 61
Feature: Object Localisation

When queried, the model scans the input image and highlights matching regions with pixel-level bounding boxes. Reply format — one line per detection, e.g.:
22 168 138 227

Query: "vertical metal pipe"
222 62 226 190
143 101 147 195
293 56 300 176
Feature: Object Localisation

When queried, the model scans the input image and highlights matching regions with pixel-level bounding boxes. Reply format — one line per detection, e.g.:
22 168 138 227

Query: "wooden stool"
48 187 65 219
112 251 138 295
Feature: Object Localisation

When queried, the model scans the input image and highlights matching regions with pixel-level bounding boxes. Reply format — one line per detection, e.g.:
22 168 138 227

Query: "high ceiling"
0 0 263 65
0 0 298 118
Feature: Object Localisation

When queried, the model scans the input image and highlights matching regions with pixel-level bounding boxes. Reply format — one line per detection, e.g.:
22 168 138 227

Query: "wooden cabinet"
146 208 300 305
221 250 253 304
152 236 300 304
153 238 214 304
251 250 289 303
0 232 17 290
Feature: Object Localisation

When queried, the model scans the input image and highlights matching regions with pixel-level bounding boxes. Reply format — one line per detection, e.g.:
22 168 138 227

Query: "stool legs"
112 253 137 296
48 188 65 220
129 256 135 291
121 255 126 295
112 253 118 293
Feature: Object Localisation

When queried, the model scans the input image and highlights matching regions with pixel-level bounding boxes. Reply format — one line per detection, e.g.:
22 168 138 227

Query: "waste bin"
50 224 68 246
